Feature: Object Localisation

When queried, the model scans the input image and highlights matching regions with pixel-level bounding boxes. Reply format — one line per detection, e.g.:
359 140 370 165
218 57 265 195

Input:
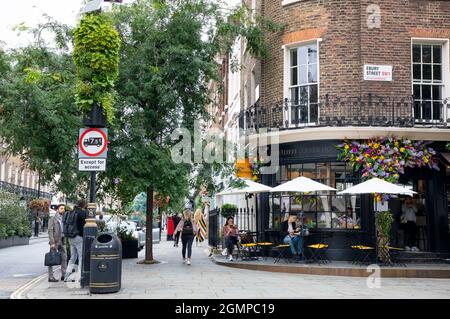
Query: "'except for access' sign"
79 158 106 171
79 128 108 159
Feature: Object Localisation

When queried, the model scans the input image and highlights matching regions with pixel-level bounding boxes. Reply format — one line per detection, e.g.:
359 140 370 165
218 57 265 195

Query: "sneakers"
411 246 420 252
228 255 233 262
48 277 58 282
182 258 186 264
405 246 411 251
221 248 228 256
186 258 191 265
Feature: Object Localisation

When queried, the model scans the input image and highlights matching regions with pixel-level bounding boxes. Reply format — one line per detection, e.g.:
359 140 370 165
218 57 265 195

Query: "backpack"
62 210 79 238
182 220 194 236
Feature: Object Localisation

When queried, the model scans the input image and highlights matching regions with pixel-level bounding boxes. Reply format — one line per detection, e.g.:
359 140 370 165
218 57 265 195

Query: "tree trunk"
145 186 153 261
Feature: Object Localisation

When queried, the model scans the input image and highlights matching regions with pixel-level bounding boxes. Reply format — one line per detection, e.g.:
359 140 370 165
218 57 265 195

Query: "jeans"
404 221 417 247
181 235 195 259
174 232 181 246
225 236 239 255
65 236 83 282
48 243 67 279
283 235 302 256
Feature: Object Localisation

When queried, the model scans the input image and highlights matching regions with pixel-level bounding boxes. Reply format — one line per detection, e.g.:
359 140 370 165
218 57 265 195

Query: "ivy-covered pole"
73 4 120 288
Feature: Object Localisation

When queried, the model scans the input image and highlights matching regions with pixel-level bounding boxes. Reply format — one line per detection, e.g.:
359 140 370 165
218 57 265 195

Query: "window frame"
283 39 321 127
411 38 450 123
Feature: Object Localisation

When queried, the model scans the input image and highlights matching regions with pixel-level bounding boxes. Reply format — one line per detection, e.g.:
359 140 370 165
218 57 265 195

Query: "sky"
0 0 242 49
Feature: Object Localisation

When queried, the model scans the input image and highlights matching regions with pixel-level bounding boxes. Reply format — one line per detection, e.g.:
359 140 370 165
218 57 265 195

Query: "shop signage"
364 64 392 81
235 159 253 179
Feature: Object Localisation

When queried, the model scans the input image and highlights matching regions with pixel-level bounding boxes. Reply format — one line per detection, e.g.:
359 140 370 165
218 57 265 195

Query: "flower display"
337 137 439 184
250 157 264 182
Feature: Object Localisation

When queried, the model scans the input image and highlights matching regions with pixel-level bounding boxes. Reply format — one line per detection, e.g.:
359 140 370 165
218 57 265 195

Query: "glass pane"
308 63 317 83
310 84 318 103
308 45 318 64
422 64 432 81
289 164 302 180
303 212 316 229
310 104 318 123
317 213 332 229
422 45 432 63
414 101 422 119
433 46 441 63
280 165 288 183
300 86 308 104
291 67 298 85
290 49 298 67
299 65 308 84
423 101 431 119
299 104 308 123
433 64 442 81
433 102 442 121
413 64 421 80
299 46 307 65
432 85 441 100
413 45 421 63
413 84 421 99
422 85 431 100
302 163 316 179
290 87 299 104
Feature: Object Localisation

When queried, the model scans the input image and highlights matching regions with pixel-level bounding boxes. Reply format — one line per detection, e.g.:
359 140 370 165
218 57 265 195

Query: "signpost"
78 127 108 288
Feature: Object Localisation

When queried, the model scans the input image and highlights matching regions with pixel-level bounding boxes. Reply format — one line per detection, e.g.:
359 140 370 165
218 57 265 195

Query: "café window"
287 42 319 124
412 43 444 122
270 162 362 231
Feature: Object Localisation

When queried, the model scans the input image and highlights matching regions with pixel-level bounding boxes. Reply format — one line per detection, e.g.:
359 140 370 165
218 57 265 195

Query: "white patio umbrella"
216 179 273 232
270 176 337 193
217 179 273 196
337 177 416 265
337 177 416 196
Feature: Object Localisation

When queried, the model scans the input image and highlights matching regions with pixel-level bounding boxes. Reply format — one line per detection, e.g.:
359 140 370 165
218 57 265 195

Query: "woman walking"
173 209 198 265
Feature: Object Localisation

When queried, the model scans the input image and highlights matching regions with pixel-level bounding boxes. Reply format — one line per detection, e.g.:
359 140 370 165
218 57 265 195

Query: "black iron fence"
0 180 52 200
239 95 450 132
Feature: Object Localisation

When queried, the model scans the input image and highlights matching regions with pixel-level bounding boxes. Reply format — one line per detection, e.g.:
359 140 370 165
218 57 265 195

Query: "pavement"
0 232 49 299
13 237 450 299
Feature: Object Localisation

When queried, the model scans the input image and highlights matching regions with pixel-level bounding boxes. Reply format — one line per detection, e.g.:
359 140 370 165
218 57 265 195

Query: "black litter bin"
90 233 122 294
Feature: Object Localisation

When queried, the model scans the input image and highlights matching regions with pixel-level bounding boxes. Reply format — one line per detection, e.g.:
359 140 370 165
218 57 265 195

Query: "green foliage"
73 13 121 124
221 203 237 218
375 211 394 238
0 191 31 238
0 19 88 197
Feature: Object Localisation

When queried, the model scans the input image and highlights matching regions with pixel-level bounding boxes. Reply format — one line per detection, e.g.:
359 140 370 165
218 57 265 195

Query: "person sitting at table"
223 216 240 262
280 212 303 260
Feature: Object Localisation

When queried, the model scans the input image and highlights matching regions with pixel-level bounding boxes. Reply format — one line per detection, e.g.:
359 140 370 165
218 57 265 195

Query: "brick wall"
258 0 450 123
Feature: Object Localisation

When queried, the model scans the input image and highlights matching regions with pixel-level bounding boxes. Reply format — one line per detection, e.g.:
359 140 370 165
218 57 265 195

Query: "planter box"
121 239 138 259
0 236 30 249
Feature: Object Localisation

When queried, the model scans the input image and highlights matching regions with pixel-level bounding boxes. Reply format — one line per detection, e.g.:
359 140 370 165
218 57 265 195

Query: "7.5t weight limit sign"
78 128 108 171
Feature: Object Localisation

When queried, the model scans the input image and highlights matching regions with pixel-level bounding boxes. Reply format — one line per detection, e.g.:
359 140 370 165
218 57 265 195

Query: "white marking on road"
13 274 33 278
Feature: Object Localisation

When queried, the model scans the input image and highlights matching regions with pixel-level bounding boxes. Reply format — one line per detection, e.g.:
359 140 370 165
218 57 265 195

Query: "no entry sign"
79 128 108 159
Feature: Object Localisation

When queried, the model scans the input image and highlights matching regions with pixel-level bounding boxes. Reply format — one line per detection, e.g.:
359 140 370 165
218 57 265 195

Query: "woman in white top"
401 197 419 251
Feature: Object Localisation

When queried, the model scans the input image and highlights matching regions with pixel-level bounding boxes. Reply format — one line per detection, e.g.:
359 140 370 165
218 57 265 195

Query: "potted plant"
117 225 138 259
375 210 394 263
221 203 237 218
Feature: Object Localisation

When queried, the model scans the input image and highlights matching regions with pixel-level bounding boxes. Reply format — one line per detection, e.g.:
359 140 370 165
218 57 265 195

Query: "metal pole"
145 186 154 262
37 172 41 198
81 171 98 288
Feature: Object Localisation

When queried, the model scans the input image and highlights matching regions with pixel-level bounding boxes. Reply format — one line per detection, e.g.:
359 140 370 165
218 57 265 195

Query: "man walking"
48 204 67 282
173 213 181 247
63 199 87 283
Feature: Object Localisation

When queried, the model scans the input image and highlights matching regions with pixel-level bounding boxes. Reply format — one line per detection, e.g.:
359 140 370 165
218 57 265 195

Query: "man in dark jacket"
280 212 303 259
64 199 87 283
173 213 181 247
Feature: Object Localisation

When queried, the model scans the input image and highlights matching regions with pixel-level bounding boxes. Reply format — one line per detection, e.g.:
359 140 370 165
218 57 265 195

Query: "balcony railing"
0 180 53 200
239 95 450 132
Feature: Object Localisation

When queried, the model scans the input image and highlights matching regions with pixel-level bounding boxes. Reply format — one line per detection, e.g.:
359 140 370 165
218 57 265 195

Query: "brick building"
231 0 450 260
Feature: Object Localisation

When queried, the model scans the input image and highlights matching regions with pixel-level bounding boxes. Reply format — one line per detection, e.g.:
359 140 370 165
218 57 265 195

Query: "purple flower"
113 178 121 185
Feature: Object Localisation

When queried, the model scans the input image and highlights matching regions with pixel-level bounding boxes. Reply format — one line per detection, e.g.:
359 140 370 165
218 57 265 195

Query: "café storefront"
257 140 450 261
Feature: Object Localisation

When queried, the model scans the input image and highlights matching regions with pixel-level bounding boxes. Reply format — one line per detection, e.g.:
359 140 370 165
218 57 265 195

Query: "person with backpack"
63 199 87 283
173 209 198 265
48 204 67 282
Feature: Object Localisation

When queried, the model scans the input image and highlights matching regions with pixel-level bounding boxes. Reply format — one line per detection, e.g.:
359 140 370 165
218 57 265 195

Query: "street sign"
79 158 106 171
79 128 108 159
363 64 392 81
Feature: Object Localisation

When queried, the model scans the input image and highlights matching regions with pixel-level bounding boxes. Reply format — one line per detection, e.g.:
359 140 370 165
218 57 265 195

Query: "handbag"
44 249 62 266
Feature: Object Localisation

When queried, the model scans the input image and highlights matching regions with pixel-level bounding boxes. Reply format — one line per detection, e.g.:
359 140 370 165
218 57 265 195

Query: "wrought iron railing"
239 95 450 132
0 180 53 200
